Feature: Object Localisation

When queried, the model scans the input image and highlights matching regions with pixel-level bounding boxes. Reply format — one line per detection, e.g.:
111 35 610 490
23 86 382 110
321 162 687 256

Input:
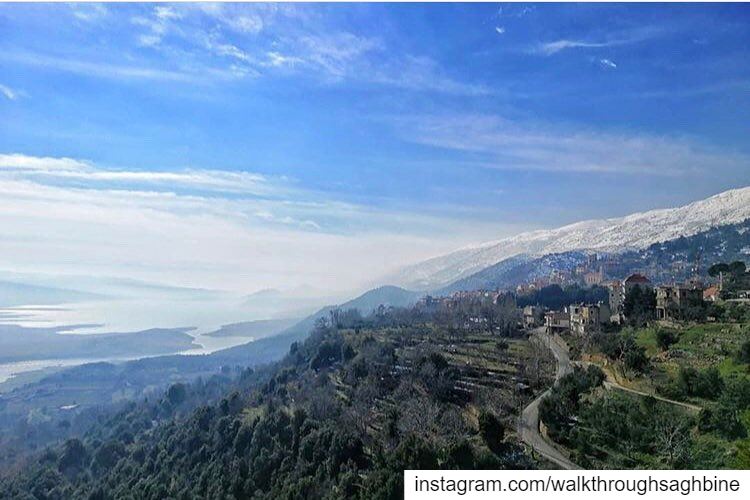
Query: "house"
607 280 624 318
569 303 611 335
624 273 652 292
523 305 544 328
703 285 719 302
545 309 570 334
606 274 652 324
516 283 536 295
655 285 703 321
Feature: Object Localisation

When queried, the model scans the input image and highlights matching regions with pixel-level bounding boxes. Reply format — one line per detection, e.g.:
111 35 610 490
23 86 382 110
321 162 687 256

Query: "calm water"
0 334 257 384
0 296 268 384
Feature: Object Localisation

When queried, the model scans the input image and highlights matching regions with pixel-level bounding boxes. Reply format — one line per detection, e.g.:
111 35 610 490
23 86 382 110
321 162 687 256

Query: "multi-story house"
655 285 703 320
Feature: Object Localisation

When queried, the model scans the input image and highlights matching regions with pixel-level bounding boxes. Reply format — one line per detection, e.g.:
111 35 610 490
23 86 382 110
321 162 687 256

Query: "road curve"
518 328 580 470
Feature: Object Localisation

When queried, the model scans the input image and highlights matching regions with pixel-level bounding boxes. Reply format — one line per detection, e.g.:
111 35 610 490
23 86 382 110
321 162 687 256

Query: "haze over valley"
1 3 750 494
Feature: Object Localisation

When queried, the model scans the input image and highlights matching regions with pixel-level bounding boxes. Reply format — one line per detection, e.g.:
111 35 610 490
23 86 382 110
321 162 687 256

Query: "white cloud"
154 6 183 21
600 58 617 69
1 4 489 95
395 114 749 177
226 14 264 34
537 39 612 55
1 50 238 84
265 51 302 68
0 153 288 197
0 153 89 171
0 154 466 293
535 26 662 56
70 3 108 23
495 26 506 35
122 4 487 94
0 84 18 100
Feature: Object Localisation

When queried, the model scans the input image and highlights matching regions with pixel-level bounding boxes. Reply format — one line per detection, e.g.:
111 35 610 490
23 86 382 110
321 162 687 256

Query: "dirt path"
577 360 703 412
601 380 702 412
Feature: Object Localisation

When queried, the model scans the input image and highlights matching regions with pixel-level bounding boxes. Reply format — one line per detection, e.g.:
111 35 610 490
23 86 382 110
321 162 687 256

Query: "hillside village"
414 255 749 338
1 260 748 497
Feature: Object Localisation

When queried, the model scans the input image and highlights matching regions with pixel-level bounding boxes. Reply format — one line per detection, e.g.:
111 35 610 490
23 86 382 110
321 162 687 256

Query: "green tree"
167 383 187 405
623 286 656 327
58 439 87 473
708 263 730 277
738 341 750 364
656 328 678 351
478 411 506 455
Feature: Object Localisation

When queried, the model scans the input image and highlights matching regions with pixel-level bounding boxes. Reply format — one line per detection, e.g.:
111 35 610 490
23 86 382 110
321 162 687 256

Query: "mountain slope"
436 253 587 295
204 318 299 338
392 187 750 290
278 285 421 339
0 281 104 307
439 216 750 294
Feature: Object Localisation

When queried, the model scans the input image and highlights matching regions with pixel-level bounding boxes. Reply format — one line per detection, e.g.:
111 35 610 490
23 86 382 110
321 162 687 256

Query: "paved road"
518 328 580 470
518 330 701 469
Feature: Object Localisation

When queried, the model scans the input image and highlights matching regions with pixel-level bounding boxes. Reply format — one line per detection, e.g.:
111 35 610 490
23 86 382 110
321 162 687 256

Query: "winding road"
518 328 580 470
518 328 702 469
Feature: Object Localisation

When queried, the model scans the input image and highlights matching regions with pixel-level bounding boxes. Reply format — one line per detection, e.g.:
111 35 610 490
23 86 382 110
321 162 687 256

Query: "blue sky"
1 2 749 294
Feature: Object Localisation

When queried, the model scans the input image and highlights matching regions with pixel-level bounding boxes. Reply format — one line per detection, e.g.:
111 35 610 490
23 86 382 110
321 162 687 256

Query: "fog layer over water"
0 294 318 384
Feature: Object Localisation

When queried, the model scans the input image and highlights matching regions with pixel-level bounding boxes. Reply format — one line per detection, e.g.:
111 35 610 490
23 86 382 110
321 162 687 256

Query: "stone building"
569 303 611 335
655 285 703 320
523 305 544 329
545 309 570 334
607 273 653 323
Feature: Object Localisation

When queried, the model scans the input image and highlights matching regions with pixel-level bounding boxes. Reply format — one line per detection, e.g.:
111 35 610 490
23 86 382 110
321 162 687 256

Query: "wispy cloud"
535 25 663 55
0 83 19 100
121 4 487 94
0 154 286 198
495 26 506 35
0 153 464 292
69 3 108 23
537 39 613 55
599 58 617 69
394 114 749 177
0 50 240 84
4 4 488 95
0 153 88 170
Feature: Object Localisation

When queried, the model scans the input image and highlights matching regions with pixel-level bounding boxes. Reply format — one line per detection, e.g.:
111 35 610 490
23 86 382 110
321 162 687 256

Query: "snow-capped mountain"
390 187 750 290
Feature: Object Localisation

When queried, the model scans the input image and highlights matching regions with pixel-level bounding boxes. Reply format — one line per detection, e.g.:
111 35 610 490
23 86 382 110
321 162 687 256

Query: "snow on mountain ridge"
391 187 750 290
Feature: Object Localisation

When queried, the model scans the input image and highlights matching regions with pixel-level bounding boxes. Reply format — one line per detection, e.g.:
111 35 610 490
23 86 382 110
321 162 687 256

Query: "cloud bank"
0 154 462 294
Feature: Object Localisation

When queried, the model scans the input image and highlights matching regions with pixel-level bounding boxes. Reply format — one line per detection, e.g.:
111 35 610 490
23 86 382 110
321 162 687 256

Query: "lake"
0 296 276 384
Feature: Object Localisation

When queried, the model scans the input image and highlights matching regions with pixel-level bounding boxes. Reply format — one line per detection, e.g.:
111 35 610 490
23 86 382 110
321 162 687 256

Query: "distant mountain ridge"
0 281 104 308
204 318 299 338
391 187 750 290
437 218 750 293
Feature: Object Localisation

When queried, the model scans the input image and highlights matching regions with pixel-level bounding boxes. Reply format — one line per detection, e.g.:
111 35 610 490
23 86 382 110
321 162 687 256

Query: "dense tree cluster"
592 330 649 374
623 286 657 327
697 377 750 440
572 393 697 469
538 366 604 441
659 367 724 401
0 304 537 499
517 285 608 311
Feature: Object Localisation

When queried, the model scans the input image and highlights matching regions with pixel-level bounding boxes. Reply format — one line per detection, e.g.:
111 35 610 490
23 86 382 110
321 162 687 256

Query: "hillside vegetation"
0 305 551 499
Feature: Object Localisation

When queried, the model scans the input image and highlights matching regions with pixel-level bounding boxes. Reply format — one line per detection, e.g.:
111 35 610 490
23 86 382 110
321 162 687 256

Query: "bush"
478 411 505 455
738 341 750 364
655 329 678 350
